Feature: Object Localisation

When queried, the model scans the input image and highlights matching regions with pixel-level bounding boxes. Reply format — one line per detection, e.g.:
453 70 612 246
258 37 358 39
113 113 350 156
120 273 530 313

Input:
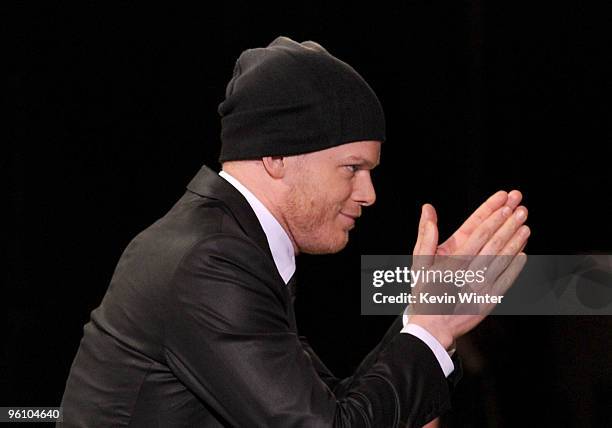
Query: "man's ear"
261 156 287 179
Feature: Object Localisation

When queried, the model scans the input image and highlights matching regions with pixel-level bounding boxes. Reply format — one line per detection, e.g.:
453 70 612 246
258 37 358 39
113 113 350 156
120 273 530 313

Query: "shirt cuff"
401 305 455 377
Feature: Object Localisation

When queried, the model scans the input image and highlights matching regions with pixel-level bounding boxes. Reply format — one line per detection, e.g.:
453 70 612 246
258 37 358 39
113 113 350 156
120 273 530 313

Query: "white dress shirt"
219 170 454 377
219 170 296 284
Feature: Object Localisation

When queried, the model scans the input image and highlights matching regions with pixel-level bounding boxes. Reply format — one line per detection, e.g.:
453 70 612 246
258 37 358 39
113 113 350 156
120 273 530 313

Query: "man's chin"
300 233 349 255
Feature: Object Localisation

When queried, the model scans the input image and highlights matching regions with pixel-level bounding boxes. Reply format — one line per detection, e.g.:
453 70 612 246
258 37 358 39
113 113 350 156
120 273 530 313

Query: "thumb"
413 205 439 268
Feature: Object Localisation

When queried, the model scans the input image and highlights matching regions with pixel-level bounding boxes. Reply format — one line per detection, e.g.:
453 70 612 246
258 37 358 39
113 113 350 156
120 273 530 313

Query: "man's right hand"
409 190 530 350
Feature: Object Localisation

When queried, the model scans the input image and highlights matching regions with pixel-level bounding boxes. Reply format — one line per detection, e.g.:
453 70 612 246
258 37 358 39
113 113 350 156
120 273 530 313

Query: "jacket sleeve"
299 335 344 393
164 234 454 427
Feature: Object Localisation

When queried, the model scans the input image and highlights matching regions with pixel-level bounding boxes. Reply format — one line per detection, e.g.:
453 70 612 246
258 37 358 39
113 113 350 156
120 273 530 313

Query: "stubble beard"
283 182 348 254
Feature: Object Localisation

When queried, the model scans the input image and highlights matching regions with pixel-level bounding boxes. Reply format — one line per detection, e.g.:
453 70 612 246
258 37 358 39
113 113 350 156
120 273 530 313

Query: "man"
59 36 529 427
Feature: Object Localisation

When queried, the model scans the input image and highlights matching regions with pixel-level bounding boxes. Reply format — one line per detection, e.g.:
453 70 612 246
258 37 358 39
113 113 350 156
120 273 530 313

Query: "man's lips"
340 212 360 222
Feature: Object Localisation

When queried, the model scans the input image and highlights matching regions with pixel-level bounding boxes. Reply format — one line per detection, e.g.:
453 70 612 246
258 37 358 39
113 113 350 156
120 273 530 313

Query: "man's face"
282 140 381 254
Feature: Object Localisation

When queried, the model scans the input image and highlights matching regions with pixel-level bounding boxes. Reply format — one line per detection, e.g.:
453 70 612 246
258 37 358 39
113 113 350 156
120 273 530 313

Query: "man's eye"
345 165 359 173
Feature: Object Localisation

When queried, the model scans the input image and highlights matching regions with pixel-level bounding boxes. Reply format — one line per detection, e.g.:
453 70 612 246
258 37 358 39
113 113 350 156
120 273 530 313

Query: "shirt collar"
219 170 296 284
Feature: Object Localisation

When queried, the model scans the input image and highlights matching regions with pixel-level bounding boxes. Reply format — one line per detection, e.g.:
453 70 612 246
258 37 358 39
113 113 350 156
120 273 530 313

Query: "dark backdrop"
7 2 612 427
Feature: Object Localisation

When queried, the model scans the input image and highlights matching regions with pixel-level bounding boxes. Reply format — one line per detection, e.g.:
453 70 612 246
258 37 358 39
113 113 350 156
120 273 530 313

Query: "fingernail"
515 208 526 221
502 206 512 217
521 225 530 237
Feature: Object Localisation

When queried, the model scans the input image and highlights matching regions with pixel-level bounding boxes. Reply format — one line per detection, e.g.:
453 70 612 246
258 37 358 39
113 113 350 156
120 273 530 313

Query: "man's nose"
353 172 376 207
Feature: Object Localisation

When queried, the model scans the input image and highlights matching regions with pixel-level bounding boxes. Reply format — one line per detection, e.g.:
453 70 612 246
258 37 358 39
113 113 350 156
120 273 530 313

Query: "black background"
7 2 612 427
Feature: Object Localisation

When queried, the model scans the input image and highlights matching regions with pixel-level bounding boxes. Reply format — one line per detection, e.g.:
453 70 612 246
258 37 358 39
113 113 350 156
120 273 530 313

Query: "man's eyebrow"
342 156 379 168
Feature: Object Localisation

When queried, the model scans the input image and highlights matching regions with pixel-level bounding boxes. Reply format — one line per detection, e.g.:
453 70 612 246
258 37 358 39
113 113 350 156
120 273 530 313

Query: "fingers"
413 204 437 254
471 190 509 224
412 221 436 273
464 251 528 316
413 204 440 269
438 190 522 255
424 203 438 225
500 225 530 256
455 205 514 255
477 206 528 255
438 190 508 255
491 252 528 297
517 238 528 254
506 190 522 210
483 225 531 284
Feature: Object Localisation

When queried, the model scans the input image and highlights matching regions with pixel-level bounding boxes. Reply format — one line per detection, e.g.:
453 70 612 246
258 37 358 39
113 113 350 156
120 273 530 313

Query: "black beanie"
218 36 385 162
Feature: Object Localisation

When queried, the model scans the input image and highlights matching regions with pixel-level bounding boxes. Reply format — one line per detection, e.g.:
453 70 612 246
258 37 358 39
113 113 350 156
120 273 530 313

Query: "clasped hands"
409 190 530 350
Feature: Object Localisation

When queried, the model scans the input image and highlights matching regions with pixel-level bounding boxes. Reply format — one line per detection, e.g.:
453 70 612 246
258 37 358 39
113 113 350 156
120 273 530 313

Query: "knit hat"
218 36 385 162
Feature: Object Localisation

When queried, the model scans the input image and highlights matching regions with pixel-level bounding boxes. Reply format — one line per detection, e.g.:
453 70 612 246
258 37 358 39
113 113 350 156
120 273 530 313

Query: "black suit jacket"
59 164 461 427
